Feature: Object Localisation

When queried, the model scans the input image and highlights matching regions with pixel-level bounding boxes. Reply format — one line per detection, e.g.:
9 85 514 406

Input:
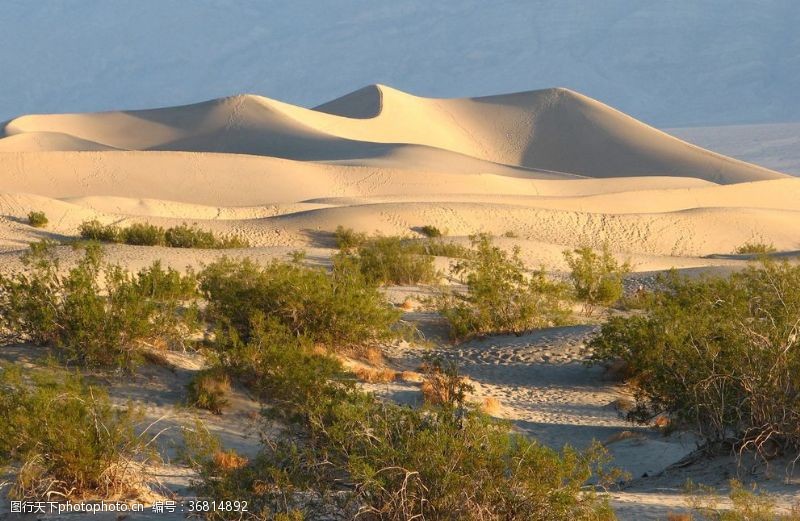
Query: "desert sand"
1 85 798 519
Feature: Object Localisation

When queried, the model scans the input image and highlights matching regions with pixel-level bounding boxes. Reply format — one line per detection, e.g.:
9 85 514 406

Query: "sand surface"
1 85 798 519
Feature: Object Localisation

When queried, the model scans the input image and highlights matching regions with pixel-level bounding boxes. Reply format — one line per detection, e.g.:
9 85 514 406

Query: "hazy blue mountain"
1 0 798 126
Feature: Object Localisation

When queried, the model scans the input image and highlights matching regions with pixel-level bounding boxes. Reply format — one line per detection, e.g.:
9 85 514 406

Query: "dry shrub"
355 367 398 384
401 297 417 311
420 357 473 406
479 396 502 416
187 368 231 414
311 344 329 357
398 370 424 383
212 451 248 471
363 346 384 365
602 431 645 447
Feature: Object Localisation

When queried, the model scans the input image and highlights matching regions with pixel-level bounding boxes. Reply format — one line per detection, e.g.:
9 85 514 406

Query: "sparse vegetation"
682 479 800 520
419 224 443 238
199 256 402 348
735 241 777 255
439 234 572 340
0 364 156 501
78 220 248 249
121 222 166 246
333 225 367 250
79 219 122 243
27 211 48 228
189 317 617 520
0 241 198 369
563 244 630 313
338 234 438 285
589 259 800 460
165 223 249 249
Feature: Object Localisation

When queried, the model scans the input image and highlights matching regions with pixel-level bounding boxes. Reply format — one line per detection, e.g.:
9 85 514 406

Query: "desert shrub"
0 241 198 369
439 234 572 340
192 319 617 521
334 225 367 250
165 223 249 249
563 244 630 313
735 241 777 255
120 222 165 246
27 211 48 228
419 225 443 238
589 259 800 458
79 219 122 242
419 356 474 406
407 238 472 259
199 256 401 348
187 367 231 414
77 220 247 249
0 365 155 500
341 235 438 285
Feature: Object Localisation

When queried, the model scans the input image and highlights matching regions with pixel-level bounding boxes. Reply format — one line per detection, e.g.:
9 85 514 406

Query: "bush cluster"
190 318 616 520
418 224 443 238
199 256 402 348
439 234 572 340
563 244 630 313
589 259 800 459
78 220 248 249
0 365 154 500
0 241 198 369
27 211 48 228
333 225 367 250
735 241 777 255
337 235 438 285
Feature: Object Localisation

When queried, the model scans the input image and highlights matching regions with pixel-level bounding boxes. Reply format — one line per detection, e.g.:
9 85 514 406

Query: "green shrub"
411 238 472 259
503 230 519 238
440 234 572 340
333 225 367 250
77 220 248 249
192 319 617 521
563 244 630 313
419 225 443 238
0 241 198 369
165 223 249 249
0 364 155 500
199 256 401 348
341 235 438 285
589 259 800 458
735 241 777 255
121 222 165 246
27 211 48 228
78 219 122 242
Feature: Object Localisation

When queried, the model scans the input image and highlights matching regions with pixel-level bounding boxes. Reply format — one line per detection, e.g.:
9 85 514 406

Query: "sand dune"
2 85 786 183
0 85 796 268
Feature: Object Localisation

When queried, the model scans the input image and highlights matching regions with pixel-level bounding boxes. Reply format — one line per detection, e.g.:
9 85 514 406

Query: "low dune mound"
1 85 787 184
0 131 119 152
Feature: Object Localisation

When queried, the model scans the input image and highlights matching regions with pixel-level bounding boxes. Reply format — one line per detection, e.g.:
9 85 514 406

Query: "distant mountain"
0 1 798 126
